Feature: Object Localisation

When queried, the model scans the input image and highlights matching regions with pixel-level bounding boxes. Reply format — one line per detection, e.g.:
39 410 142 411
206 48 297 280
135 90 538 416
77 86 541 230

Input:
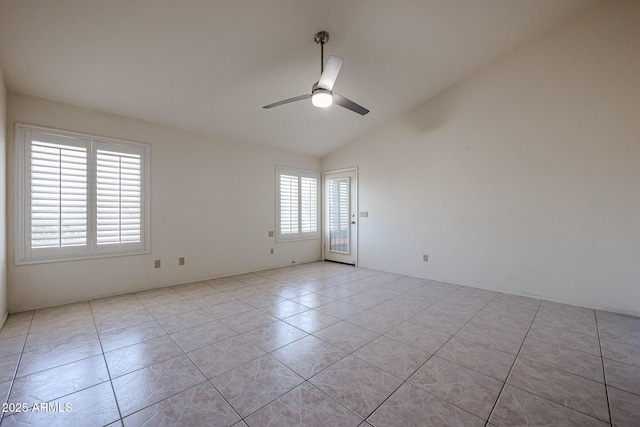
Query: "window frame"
275 166 321 242
15 123 151 265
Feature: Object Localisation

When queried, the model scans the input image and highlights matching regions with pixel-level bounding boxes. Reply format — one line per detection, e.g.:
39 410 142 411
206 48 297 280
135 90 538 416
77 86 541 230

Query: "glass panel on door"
328 177 350 254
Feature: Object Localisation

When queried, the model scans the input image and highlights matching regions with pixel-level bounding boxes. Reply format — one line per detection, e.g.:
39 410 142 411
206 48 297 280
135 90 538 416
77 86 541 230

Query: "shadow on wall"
402 90 455 135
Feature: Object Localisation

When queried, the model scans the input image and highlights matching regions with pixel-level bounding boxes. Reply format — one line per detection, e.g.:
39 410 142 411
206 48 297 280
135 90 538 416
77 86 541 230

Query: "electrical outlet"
268 231 274 237
154 260 161 268
179 257 185 266
270 248 274 254
423 254 429 262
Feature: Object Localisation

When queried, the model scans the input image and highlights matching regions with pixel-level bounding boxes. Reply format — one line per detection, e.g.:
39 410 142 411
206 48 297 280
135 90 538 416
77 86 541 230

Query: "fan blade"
263 94 311 109
333 93 369 115
317 55 343 91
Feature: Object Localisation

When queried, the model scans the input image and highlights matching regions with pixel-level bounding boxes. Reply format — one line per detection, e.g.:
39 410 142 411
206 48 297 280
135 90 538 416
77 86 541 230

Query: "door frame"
323 167 358 266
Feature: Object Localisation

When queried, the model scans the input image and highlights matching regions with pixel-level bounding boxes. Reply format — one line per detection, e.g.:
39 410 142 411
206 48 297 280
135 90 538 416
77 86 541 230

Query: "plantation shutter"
276 167 320 241
279 174 299 235
96 148 143 245
16 124 150 264
300 176 317 233
30 139 88 248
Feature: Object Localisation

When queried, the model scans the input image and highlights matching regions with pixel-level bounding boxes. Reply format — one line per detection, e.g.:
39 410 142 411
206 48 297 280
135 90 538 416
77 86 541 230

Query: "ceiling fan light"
312 91 333 108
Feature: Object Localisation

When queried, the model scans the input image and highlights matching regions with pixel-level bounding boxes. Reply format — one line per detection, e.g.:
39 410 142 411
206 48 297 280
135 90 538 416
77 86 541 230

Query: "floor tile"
528 320 601 355
603 358 640 395
94 308 154 333
270 335 346 379
607 386 640 427
191 292 236 309
171 282 219 299
219 309 278 334
601 338 640 367
105 335 184 378
98 320 167 352
310 355 403 418
145 299 199 319
368 382 484 427
436 337 515 381
204 300 255 319
9 355 109 406
2 262 638 427
1 382 120 427
384 321 451 354
315 300 367 320
354 336 430 379
345 309 404 334
283 309 341 333
340 291 391 309
408 305 472 335
240 292 286 308
32 301 92 321
123 382 240 427
519 337 604 382
0 313 33 340
0 335 26 359
29 313 95 336
598 323 640 348
245 382 361 427
240 321 307 352
259 300 310 319
112 354 206 416
472 308 534 336
290 292 336 308
25 327 99 353
456 321 524 355
156 308 216 333
316 286 358 300
0 380 11 404
535 308 598 337
370 299 424 320
16 336 103 378
409 356 503 420
313 321 379 353
450 287 498 305
444 301 496 320
508 357 609 422
211 355 303 417
489 384 608 427
170 319 237 352
94 297 144 318
135 287 184 307
597 311 640 332
188 335 265 378
269 285 313 299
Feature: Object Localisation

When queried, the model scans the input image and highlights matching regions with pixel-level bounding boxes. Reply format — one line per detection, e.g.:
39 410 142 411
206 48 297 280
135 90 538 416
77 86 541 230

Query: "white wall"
0 64 7 325
6 94 321 312
323 0 640 316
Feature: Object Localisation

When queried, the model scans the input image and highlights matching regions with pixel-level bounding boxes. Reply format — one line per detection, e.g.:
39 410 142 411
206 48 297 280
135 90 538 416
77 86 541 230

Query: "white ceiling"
0 0 598 157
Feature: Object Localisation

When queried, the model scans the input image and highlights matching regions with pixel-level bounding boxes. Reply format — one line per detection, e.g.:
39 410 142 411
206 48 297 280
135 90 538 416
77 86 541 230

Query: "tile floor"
0 261 638 426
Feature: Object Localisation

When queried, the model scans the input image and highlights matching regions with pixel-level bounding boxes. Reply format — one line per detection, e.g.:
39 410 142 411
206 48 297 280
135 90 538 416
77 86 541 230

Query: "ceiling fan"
263 31 369 115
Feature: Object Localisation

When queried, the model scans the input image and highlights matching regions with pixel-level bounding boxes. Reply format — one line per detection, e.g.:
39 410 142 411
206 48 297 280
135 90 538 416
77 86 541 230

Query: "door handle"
351 221 356 224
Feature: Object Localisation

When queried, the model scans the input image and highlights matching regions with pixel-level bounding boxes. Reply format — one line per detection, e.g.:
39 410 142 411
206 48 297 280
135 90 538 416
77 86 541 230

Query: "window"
276 167 320 241
15 124 150 264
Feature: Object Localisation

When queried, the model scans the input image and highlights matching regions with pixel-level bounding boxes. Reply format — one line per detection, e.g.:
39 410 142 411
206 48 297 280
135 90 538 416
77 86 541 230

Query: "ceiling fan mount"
314 31 329 46
263 31 369 115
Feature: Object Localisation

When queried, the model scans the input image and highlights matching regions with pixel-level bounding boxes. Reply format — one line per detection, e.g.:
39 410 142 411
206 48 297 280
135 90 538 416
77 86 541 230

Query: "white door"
323 168 357 265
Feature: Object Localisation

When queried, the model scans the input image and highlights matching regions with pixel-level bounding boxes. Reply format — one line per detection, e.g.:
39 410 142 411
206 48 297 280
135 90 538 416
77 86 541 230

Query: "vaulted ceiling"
0 0 598 157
